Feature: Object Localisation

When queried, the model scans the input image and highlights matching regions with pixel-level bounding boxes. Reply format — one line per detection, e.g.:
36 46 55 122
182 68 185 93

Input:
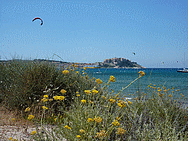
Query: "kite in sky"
32 17 43 25
133 52 135 55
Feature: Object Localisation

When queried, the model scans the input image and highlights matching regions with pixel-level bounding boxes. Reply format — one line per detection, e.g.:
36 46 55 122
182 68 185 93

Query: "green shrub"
0 59 97 115
30 72 188 141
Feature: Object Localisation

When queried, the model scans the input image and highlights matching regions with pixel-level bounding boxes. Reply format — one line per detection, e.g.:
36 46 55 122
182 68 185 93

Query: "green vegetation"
0 59 187 140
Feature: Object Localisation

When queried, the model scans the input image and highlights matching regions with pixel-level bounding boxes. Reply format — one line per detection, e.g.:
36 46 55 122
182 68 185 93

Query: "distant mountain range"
0 57 145 68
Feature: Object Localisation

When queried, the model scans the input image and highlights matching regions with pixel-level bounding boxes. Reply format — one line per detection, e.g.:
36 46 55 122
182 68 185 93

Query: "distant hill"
95 57 145 68
0 58 145 68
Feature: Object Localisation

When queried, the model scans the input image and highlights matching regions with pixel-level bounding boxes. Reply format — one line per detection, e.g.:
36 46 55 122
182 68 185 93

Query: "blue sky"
1 0 188 68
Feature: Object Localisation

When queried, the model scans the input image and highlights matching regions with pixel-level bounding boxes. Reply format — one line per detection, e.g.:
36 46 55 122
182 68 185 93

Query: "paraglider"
133 52 135 55
32 17 43 25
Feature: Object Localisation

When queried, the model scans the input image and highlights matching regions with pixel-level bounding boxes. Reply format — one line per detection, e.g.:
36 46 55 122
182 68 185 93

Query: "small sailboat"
177 53 188 73
177 68 188 73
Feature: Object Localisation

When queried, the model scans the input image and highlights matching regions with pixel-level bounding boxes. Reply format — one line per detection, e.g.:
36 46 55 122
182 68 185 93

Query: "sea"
84 68 188 101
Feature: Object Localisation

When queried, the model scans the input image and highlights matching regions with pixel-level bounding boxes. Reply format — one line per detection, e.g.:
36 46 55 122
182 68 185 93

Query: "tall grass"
0 59 96 114
0 59 187 140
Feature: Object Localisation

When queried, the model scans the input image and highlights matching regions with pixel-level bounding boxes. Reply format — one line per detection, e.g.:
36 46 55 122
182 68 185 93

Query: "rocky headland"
95 57 144 68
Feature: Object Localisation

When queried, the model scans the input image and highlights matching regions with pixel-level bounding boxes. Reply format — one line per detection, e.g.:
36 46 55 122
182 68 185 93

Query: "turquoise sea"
85 68 188 100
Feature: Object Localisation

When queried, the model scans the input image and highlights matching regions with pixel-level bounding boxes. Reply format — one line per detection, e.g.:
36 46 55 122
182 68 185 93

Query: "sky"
1 0 188 68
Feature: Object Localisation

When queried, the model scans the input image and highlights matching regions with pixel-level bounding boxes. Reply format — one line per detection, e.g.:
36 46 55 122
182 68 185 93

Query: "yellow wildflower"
108 99 116 103
62 70 69 75
43 95 48 98
64 125 71 130
112 119 120 126
117 103 123 108
96 78 103 84
9 137 13 140
95 130 107 138
76 71 79 74
53 96 59 100
83 67 86 70
28 115 35 120
116 116 121 120
116 128 126 135
84 90 91 95
94 116 103 123
41 98 48 103
49 98 53 102
77 135 81 138
60 89 67 94
181 93 184 97
12 118 15 121
87 118 94 122
77 94 80 97
128 101 132 105
59 96 65 101
79 129 85 134
53 96 65 101
109 75 115 82
139 71 145 76
31 130 37 135
42 106 48 110
81 99 86 103
92 89 99 95
169 94 172 97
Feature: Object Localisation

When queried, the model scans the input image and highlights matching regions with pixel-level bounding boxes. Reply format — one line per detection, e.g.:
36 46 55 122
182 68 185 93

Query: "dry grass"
0 106 37 140
0 106 34 126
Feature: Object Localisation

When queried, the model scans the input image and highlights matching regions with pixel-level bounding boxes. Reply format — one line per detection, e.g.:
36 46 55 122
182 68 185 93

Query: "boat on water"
177 52 188 73
177 68 188 73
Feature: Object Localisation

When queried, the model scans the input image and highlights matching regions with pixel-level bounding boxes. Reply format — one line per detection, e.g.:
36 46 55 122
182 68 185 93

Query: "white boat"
177 68 188 73
177 52 188 73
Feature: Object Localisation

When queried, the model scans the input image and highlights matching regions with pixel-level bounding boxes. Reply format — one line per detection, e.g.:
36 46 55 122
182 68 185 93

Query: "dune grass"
0 59 187 141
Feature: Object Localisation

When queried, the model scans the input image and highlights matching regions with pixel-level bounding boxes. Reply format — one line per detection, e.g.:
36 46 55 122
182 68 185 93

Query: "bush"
30 73 188 141
0 59 97 115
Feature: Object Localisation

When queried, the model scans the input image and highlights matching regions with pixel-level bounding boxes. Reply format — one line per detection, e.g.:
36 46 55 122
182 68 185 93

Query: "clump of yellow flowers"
53 96 65 101
138 71 145 77
64 125 71 130
94 116 103 123
96 78 103 84
116 128 126 135
60 89 67 94
84 90 91 94
28 115 35 120
112 119 120 126
109 75 116 82
62 70 69 75
30 130 37 135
